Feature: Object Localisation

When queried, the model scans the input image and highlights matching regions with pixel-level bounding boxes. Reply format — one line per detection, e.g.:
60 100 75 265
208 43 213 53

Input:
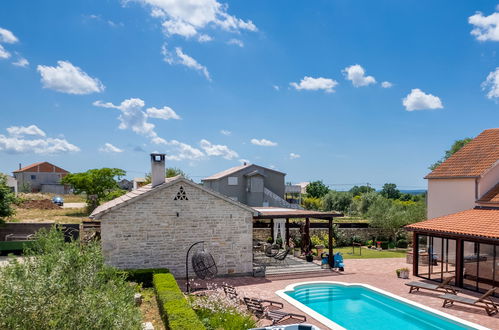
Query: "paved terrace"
184 258 498 329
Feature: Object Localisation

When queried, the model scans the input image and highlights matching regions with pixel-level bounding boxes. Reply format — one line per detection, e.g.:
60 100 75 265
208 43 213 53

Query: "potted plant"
396 267 410 279
305 251 314 262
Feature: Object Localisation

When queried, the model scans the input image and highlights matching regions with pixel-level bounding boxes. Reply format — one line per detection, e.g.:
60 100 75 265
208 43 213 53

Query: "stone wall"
100 181 254 278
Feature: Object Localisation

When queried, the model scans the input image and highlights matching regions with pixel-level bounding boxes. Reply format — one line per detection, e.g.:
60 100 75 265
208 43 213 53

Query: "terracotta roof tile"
425 128 499 179
13 161 69 173
405 208 499 239
478 183 499 204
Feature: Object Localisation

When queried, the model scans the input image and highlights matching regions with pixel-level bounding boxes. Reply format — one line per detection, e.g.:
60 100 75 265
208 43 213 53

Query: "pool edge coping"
275 281 490 330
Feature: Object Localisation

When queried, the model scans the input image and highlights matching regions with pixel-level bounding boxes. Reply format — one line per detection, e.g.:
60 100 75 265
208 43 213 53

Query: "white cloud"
482 67 499 100
165 140 204 161
290 76 338 93
342 64 376 87
402 88 443 111
469 10 499 41
37 61 105 94
0 126 79 154
273 85 280 91
289 152 301 159
220 129 231 135
146 106 181 120
162 45 211 81
251 138 278 147
0 27 18 44
381 81 393 88
227 38 244 47
0 45 10 59
93 98 180 144
134 0 257 39
7 125 46 137
99 143 124 153
239 158 250 165
200 139 238 159
12 57 29 67
198 34 213 42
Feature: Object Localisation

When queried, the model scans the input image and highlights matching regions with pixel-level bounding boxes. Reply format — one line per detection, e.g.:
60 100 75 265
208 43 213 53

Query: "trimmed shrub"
153 273 205 330
124 268 169 287
396 239 408 248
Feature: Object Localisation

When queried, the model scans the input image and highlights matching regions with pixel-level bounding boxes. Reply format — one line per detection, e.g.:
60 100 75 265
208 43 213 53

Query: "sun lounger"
222 284 238 300
439 287 498 316
406 276 458 294
243 297 306 325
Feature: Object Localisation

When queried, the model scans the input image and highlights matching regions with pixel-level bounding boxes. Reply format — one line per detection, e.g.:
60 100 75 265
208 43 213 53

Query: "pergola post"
305 217 310 252
328 218 333 267
285 218 290 247
270 218 274 243
412 232 418 276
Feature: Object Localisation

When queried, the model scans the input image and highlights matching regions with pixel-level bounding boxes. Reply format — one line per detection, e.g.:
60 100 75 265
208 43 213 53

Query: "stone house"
202 163 300 208
90 154 257 277
13 162 69 194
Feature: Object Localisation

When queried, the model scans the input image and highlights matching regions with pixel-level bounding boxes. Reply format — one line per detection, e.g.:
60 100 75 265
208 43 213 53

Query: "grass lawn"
18 193 86 203
8 207 88 224
332 246 407 259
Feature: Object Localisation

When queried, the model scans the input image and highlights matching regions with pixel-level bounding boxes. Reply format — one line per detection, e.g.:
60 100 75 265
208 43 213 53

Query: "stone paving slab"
186 258 498 329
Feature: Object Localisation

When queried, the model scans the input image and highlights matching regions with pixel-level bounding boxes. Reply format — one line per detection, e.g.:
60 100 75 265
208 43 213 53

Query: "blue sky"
0 0 498 190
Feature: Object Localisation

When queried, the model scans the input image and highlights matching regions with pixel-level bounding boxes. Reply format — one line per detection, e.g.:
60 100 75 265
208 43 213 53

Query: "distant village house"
13 162 70 194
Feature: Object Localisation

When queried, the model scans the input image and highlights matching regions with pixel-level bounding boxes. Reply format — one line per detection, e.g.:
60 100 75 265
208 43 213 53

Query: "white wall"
478 162 499 198
427 178 476 219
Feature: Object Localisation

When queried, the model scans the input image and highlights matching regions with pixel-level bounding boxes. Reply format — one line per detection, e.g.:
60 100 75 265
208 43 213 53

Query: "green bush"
302 197 322 210
396 239 408 248
195 307 256 330
0 228 142 329
123 268 169 287
153 273 205 330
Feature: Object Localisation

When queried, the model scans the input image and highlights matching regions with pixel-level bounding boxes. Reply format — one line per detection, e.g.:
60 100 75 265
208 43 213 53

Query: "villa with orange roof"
12 161 70 194
406 128 499 296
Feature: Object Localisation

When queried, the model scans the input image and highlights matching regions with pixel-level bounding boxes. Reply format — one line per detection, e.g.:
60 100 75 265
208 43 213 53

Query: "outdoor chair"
439 287 498 316
222 284 238 300
243 297 306 326
273 247 291 265
406 276 458 295
264 245 279 264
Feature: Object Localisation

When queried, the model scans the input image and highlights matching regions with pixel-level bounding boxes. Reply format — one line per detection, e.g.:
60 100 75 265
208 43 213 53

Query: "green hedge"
153 273 205 330
0 241 35 252
123 268 169 287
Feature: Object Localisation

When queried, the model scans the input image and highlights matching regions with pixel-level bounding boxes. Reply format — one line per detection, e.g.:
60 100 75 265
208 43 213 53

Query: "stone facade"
100 180 254 278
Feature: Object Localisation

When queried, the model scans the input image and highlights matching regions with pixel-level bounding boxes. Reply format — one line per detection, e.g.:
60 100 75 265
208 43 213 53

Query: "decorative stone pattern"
100 181 254 277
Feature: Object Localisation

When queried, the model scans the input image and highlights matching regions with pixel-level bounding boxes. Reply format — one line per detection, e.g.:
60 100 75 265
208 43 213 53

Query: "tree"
350 191 379 215
144 167 189 184
380 183 400 199
61 168 126 212
367 197 426 242
349 185 375 197
306 180 329 198
0 174 16 223
429 138 472 170
322 191 353 213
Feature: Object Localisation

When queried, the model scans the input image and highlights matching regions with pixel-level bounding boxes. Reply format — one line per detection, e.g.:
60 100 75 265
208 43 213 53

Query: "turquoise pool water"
284 283 479 330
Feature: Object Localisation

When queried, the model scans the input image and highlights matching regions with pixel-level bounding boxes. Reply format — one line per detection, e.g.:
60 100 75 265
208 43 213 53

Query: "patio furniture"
439 287 498 316
222 284 238 300
274 247 291 265
244 297 306 325
264 245 279 263
406 276 458 295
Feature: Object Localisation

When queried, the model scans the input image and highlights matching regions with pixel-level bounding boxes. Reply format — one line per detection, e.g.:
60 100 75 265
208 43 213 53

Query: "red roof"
425 128 499 179
14 162 69 173
478 183 499 205
405 208 499 240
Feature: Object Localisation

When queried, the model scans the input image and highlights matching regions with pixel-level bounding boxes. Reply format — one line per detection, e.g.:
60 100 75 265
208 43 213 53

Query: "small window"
30 175 36 180
228 177 238 185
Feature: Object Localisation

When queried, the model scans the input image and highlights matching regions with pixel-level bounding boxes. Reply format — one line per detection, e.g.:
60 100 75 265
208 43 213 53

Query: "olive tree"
0 174 16 223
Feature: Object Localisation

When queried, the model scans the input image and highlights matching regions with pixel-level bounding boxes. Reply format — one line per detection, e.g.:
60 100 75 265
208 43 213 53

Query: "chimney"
19 163 21 170
150 153 166 188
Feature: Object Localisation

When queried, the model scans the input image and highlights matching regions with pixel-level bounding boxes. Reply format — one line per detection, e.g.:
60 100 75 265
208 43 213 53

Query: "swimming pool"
276 282 489 330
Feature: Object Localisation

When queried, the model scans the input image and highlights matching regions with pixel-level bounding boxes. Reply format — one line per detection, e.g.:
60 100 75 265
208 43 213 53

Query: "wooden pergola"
252 207 343 266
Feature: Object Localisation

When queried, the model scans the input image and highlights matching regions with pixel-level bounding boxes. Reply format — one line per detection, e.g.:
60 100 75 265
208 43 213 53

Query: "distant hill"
400 189 426 195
